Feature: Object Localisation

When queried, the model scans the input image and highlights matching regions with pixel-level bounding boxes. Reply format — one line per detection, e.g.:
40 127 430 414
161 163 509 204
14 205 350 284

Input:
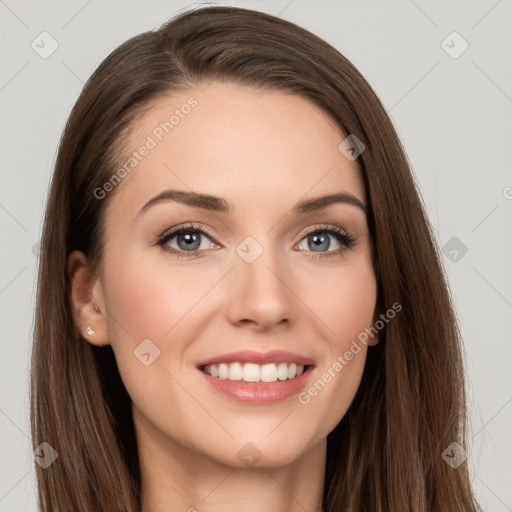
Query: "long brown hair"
31 5 481 511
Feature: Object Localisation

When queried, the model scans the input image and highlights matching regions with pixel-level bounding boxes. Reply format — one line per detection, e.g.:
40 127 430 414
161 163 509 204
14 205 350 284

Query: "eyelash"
154 222 357 260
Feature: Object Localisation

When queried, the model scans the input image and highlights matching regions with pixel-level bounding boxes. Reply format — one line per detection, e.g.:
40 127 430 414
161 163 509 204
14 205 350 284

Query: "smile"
202 362 306 382
196 350 315 404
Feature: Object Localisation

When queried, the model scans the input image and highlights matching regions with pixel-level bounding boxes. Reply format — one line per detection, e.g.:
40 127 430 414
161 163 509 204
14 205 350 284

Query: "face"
71 81 378 469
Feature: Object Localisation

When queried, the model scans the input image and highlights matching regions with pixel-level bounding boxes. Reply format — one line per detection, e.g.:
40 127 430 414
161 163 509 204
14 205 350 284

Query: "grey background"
1 0 511 510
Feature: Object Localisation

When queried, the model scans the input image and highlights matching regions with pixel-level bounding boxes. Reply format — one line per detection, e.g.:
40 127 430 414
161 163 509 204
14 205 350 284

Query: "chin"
203 430 317 470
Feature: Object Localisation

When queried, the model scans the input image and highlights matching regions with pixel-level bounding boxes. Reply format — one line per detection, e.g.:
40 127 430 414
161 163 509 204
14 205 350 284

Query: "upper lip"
196 350 315 368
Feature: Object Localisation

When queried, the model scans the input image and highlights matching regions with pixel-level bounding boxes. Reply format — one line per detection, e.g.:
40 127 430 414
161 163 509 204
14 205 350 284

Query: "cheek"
332 272 377 346
101 250 208 360
298 257 377 347
100 251 209 420
293 261 376 432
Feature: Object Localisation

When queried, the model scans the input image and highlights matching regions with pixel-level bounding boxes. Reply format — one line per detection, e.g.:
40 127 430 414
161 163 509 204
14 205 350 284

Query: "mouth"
201 362 310 382
196 350 315 404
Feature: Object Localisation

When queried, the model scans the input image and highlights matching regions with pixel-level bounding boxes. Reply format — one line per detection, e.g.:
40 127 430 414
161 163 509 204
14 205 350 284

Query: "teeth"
243 363 260 382
218 363 228 379
202 362 306 383
228 362 243 381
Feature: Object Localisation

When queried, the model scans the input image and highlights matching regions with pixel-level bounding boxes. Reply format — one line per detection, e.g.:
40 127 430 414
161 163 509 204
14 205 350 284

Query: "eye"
156 223 218 258
296 225 356 259
155 222 356 260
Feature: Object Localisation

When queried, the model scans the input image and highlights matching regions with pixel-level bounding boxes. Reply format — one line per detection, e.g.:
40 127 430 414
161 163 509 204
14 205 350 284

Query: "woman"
30 5 481 511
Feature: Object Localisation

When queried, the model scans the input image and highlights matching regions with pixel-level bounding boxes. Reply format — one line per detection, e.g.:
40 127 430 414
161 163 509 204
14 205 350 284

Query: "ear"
68 250 110 346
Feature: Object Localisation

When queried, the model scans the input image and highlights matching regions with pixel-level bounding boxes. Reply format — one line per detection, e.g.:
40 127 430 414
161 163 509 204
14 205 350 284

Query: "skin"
69 81 379 512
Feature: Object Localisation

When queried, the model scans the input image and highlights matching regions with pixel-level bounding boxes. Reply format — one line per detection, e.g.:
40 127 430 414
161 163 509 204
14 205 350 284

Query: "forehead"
108 81 365 217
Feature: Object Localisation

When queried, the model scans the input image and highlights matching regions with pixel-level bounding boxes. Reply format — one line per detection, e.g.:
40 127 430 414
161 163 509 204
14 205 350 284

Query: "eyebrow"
138 189 366 217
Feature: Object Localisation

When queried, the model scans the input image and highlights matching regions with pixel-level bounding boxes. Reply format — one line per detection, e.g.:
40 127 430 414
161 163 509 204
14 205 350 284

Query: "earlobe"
367 308 382 347
67 250 110 346
367 331 380 347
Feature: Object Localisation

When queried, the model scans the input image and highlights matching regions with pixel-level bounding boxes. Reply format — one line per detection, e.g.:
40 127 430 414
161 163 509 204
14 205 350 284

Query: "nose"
225 245 294 331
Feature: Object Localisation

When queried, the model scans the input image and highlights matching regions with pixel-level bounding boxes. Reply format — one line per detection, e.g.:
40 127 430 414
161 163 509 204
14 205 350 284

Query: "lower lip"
198 367 314 404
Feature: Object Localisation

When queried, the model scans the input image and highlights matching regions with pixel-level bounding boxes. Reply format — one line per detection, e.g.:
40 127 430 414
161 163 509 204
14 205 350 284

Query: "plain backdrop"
1 1 511 510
